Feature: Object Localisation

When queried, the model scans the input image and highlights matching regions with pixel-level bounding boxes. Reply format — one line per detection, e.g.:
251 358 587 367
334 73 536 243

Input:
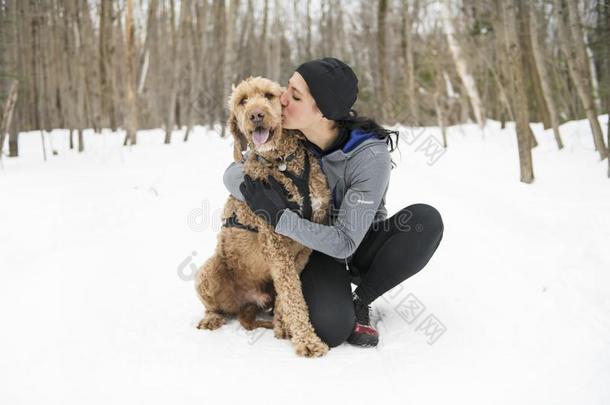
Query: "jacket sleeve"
222 154 249 202
275 147 392 259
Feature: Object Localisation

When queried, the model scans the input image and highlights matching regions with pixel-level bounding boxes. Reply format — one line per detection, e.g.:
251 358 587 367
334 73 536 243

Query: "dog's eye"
264 93 275 100
239 97 247 105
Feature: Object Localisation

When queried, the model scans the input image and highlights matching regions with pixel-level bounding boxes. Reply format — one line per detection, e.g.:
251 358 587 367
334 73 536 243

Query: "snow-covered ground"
1 116 609 405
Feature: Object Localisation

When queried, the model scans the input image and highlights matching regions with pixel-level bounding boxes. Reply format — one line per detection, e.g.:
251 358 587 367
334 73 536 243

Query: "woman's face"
280 72 323 130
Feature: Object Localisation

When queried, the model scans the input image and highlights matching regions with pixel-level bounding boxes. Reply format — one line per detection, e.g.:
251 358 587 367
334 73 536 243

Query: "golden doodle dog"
195 76 332 357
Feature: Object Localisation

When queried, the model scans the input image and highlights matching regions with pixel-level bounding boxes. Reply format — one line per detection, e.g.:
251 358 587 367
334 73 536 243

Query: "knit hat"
296 57 359 120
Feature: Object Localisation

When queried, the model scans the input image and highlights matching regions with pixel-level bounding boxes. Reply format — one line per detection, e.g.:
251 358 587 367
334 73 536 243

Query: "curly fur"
195 77 332 357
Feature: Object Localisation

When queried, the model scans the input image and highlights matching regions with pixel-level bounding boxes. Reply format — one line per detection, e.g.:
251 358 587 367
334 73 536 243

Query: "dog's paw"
197 315 225 330
273 324 291 340
294 335 329 358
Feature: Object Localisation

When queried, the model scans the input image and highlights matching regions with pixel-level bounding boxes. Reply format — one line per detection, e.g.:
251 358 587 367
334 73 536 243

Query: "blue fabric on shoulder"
342 129 377 153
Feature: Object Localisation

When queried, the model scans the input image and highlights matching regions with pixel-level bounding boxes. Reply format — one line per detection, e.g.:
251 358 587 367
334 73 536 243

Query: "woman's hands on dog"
240 175 301 228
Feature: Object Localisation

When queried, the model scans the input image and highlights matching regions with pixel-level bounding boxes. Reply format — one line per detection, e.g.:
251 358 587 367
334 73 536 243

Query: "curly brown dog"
195 76 332 357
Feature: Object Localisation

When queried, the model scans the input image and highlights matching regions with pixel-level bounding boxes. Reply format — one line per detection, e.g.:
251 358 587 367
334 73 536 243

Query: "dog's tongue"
252 128 270 146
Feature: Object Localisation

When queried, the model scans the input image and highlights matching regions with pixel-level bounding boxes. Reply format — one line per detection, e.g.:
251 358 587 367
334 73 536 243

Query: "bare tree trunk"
320 1 328 56
181 1 196 142
554 0 607 160
432 29 448 146
124 0 138 146
61 0 77 149
503 0 534 183
184 0 210 141
325 0 336 58
113 10 127 130
269 0 281 81
74 0 88 152
584 35 602 113
80 0 100 133
518 1 551 129
305 0 312 60
30 4 47 161
377 0 389 122
433 73 448 147
490 3 515 124
401 0 418 125
260 0 269 76
602 0 610 177
529 1 563 150
164 0 183 144
213 0 227 136
0 80 18 157
39 5 52 133
224 0 239 88
292 0 301 63
8 118 18 157
100 0 117 131
441 0 486 128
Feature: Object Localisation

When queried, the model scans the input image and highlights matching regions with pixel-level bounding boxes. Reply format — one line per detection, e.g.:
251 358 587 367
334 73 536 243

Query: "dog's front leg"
265 240 329 357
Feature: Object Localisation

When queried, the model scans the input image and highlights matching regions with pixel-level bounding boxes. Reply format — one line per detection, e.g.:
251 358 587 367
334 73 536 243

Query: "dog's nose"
249 109 265 123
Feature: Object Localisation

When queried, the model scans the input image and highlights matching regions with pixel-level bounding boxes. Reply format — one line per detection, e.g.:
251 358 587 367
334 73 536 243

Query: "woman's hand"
239 175 300 228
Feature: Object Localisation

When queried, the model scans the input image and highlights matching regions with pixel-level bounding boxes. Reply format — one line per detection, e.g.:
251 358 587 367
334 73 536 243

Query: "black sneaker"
347 292 379 347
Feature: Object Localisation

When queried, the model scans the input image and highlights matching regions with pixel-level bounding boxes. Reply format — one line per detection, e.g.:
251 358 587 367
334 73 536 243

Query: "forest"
1 0 609 181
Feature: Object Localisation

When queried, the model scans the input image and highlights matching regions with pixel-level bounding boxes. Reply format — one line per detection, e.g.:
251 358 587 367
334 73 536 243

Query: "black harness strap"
222 212 259 233
279 150 312 221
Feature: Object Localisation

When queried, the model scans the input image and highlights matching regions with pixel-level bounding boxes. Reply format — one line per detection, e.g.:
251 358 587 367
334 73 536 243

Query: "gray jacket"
223 130 392 261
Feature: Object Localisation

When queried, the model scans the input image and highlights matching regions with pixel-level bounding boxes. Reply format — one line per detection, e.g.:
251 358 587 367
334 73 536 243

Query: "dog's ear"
228 115 248 162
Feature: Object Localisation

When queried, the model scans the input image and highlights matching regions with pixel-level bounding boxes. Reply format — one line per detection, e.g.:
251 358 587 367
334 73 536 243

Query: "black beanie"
296 57 359 120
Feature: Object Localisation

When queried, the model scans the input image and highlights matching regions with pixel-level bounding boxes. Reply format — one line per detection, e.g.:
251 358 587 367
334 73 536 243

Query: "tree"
529 0 564 150
553 0 608 160
377 0 390 122
100 0 117 131
401 0 419 125
441 0 486 129
502 0 535 183
124 0 138 146
0 80 18 158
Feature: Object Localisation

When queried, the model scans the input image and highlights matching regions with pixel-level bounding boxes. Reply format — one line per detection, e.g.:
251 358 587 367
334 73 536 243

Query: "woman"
224 57 444 348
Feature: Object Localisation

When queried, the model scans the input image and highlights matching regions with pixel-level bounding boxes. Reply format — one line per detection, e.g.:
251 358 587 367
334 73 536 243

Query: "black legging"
299 203 444 347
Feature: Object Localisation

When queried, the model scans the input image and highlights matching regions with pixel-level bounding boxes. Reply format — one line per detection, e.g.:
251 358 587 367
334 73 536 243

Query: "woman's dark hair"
334 109 400 167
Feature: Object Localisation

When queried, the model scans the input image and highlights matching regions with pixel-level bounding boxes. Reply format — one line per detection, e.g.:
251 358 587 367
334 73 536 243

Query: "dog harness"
223 144 313 233
222 212 259 233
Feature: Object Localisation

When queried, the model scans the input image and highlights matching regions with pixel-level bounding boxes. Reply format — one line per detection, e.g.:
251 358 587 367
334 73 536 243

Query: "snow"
1 116 609 405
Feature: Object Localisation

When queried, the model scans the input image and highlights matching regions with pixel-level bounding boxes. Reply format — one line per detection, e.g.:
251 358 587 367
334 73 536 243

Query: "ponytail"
334 109 400 167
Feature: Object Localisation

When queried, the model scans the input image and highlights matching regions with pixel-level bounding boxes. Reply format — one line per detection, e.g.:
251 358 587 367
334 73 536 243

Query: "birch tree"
441 0 486 128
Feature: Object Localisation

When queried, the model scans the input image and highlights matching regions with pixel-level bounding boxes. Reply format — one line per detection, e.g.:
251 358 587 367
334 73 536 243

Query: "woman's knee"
309 304 355 348
402 203 444 239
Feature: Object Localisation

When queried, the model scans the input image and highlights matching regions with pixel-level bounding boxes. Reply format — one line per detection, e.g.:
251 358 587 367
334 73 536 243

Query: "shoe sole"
347 333 379 347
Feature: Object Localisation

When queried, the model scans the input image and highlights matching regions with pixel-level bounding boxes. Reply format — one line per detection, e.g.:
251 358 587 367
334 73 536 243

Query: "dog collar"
254 150 297 172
